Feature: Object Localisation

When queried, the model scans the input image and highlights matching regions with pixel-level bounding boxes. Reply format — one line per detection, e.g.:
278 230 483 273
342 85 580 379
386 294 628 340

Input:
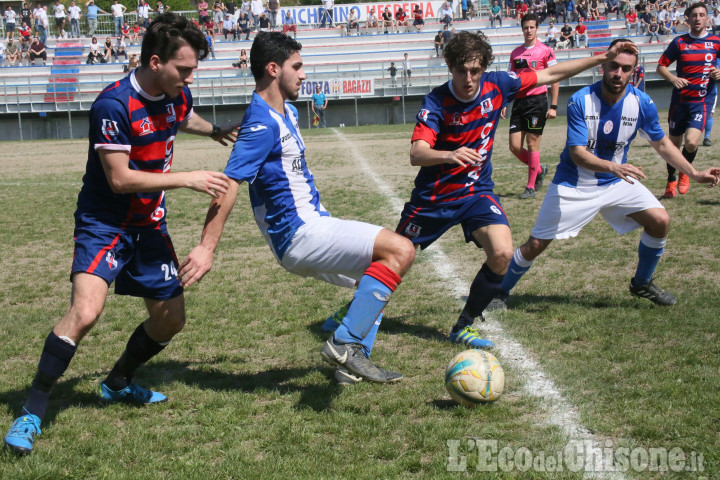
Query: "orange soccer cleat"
678 173 690 194
662 180 677 199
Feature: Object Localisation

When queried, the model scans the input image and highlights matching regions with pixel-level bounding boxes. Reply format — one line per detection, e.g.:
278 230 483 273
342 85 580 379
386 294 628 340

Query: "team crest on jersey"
530 117 539 127
419 109 430 122
404 222 421 238
101 119 119 140
449 112 464 125
166 104 176 127
706 42 714 50
105 251 118 270
139 117 153 136
480 98 494 115
603 120 613 134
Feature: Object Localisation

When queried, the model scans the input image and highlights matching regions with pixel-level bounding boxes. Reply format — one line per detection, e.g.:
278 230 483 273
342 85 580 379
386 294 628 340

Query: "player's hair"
607 38 638 64
685 2 708 16
444 30 494 71
140 13 208 68
250 31 302 81
521 13 539 27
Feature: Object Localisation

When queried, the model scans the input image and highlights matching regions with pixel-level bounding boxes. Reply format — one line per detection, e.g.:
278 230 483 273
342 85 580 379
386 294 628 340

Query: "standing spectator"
68 1 82 37
85 0 107 37
86 35 100 63
111 0 126 36
33 2 44 34
224 0 235 19
53 0 66 38
39 6 49 43
19 21 33 41
135 0 152 33
250 0 263 25
461 0 468 19
505 0 514 18
434 29 444 56
626 7 639 34
237 11 250 39
204 28 215 59
467 0 476 19
240 0 250 18
198 0 210 26
282 10 296 37
575 19 588 47
630 64 645 91
395 7 409 32
6 38 19 66
559 20 574 47
490 0 503 27
212 0 225 32
440 2 454 26
388 61 398 86
516 2 529 25
648 15 661 41
21 3 32 33
365 8 378 33
712 7 720 34
311 84 328 128
320 0 333 27
402 52 412 85
5 6 17 40
381 7 395 33
564 0 576 22
29 35 46 64
267 0 278 29
347 9 360 35
545 20 559 46
412 4 424 32
156 0 170 13
223 13 236 39
606 0 620 18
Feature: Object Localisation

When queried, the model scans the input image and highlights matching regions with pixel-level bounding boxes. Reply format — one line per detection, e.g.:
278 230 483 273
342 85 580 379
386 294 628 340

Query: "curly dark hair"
140 13 208 68
521 13 539 27
444 30 494 71
250 31 303 81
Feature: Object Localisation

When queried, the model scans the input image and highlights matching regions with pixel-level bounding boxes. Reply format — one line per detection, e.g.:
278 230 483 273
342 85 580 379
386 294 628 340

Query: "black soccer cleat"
629 279 677 306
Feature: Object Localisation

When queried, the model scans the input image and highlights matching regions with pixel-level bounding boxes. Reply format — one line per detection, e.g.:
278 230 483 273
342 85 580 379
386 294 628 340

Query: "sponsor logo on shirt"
166 104 176 127
449 112 463 125
139 117 153 136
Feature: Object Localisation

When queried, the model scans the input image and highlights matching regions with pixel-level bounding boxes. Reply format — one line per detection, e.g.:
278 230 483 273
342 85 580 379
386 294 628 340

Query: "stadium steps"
45 41 84 103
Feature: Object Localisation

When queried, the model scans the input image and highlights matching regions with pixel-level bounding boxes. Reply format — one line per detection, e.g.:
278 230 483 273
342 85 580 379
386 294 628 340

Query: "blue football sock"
705 114 714 140
632 233 666 286
334 263 400 345
361 312 383 358
500 248 535 295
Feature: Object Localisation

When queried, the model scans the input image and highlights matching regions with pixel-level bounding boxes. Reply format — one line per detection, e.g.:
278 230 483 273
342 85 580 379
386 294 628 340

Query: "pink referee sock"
526 150 541 190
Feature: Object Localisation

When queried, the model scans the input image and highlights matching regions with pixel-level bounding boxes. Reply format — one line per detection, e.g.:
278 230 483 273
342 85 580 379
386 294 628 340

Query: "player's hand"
178 244 213 287
611 163 645 183
671 76 689 89
546 108 557 119
500 107 507 119
185 170 230 197
604 40 638 61
693 167 720 187
710 67 720 81
445 147 481 167
213 121 242 146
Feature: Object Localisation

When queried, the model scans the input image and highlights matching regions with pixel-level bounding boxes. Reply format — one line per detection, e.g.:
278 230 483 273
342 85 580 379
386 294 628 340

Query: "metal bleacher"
0 14 679 114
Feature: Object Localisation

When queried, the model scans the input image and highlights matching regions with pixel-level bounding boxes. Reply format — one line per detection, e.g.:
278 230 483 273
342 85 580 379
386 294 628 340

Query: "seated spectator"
516 2 529 24
547 0 558 21
223 13 236 39
490 0 502 27
113 35 128 61
412 4 424 32
439 2 453 26
606 0 620 19
29 36 46 64
648 14 660 41
129 23 141 44
257 11 270 31
638 4 652 34
6 39 19 66
232 48 248 68
0 41 6 66
19 21 32 41
282 11 296 37
712 7 720 34
669 5 681 30
19 36 30 65
87 36 101 63
237 12 251 40
574 19 587 47
558 20 574 47
626 9 639 34
588 0 600 20
102 36 113 63
381 7 395 33
120 20 130 37
395 7 409 32
647 0 658 11
346 9 360 35
575 0 587 20
467 0 476 19
545 21 558 47
441 23 452 44
123 52 138 72
434 29 443 56
365 8 379 34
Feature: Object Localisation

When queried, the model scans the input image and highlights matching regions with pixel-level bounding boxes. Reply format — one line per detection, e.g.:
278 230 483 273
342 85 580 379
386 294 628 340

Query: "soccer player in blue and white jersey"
498 39 720 308
179 32 416 385
657 2 720 198
5 13 239 455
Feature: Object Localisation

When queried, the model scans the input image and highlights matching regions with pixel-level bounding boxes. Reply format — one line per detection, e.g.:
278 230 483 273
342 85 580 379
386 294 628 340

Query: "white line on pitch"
332 128 625 480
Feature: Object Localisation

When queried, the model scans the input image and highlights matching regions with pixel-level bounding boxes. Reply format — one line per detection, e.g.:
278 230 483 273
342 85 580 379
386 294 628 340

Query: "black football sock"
23 331 78 420
453 263 504 331
104 322 167 391
682 146 697 165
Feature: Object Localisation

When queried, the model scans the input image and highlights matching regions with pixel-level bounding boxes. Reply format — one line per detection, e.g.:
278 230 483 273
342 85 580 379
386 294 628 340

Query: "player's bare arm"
179 179 242 286
179 112 241 146
99 150 230 196
656 64 689 89
650 136 720 186
535 40 638 86
569 145 646 183
410 139 481 167
546 82 559 119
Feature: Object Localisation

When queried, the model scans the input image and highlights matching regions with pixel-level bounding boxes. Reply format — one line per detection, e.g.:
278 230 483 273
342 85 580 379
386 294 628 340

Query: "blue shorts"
395 193 510 249
71 225 183 300
668 102 709 136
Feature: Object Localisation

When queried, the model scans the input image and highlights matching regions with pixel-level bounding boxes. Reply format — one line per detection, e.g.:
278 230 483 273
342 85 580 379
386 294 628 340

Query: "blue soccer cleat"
449 326 494 349
100 381 167 404
5 409 42 455
321 301 351 332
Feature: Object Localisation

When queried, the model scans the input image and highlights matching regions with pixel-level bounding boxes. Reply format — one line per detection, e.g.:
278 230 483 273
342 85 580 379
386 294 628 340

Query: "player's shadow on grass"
507 293 641 310
306 313 448 343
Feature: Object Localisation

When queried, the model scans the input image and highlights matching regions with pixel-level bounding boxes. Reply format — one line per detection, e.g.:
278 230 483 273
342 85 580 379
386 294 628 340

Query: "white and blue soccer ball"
445 349 504 407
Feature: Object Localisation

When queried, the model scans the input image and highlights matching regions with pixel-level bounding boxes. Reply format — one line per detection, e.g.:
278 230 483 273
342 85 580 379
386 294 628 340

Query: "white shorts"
280 216 383 288
531 180 664 240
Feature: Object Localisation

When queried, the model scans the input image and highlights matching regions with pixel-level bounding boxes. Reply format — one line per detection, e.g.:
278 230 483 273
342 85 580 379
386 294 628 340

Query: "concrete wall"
0 82 678 142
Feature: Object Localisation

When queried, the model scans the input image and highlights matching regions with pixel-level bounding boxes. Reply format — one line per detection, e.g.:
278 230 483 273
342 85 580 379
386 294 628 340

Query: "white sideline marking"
332 129 625 480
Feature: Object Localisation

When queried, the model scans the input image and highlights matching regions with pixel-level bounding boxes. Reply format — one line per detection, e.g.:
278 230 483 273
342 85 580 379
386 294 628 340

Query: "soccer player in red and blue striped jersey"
657 2 720 197
396 31 638 348
5 13 239 455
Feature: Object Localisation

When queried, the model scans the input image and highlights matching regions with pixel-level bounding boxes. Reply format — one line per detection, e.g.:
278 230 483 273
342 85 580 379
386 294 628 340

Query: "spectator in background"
366 8 378 33
712 7 720 34
29 36 46 64
110 0 126 36
440 2 454 26
85 0 108 37
412 4 424 32
626 8 639 34
669 5 681 30
505 0 514 18
564 0 576 22
382 7 395 33
282 10 296 37
102 36 113 62
347 9 360 34
20 2 31 30
6 38 19 66
545 21 558 46
402 52 412 85
136 0 152 33
223 13 236 39
434 29 444 56
388 61 398 86
267 0 279 29
311 84 328 128
638 4 652 34
68 0 82 37
648 14 661 41
212 0 225 32
250 0 263 25
156 0 170 13
54 0 67 38
575 0 587 20
257 11 270 31
559 20 574 47
320 0 334 28
490 0 502 27
467 0 477 19
33 2 43 35
516 2 529 25
606 0 620 18
395 6 409 32
19 21 32 41
441 23 453 44
547 0 558 21
237 11 251 39
574 19 587 47
120 19 130 37
231 48 248 70
114 34 128 61
130 22 141 43
589 0 600 20
0 41 5 66
19 37 30 65
204 28 215 59
5 6 17 40
123 52 138 72
198 0 210 25
87 35 100 63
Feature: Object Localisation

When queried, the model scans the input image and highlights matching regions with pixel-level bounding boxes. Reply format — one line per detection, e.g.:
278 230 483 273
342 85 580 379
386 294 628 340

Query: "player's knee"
69 304 102 333
508 142 522 157
166 315 186 336
392 235 416 274
647 210 670 237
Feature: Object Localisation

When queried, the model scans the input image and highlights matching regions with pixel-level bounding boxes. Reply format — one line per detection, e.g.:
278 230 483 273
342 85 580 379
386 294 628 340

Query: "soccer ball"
445 349 504 407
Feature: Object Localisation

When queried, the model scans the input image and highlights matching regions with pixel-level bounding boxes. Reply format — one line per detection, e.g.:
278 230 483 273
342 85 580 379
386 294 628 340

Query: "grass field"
0 119 718 479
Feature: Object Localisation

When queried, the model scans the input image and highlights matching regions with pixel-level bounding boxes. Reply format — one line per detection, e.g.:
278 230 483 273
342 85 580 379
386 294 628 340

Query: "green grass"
0 121 717 479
